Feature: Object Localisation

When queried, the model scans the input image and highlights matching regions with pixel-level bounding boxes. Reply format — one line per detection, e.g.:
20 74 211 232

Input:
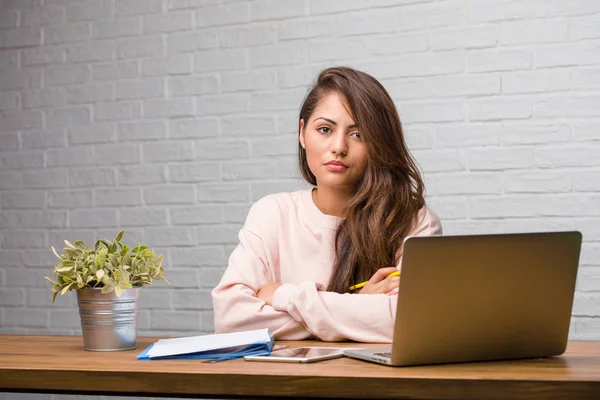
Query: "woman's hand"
257 282 281 306
358 267 400 295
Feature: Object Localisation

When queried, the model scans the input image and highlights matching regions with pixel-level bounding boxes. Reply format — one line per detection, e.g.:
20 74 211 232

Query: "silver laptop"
344 231 582 367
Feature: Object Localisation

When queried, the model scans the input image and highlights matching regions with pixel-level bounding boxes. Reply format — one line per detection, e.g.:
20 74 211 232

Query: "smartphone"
244 347 345 363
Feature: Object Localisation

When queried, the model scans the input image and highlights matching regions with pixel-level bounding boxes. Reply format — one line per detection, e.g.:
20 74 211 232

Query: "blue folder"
137 332 274 361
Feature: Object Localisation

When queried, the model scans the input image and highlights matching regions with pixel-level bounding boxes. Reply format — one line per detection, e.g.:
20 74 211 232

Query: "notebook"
137 328 274 360
344 231 582 367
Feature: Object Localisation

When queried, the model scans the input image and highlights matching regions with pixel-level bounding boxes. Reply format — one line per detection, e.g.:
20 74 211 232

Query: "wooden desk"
1 335 599 400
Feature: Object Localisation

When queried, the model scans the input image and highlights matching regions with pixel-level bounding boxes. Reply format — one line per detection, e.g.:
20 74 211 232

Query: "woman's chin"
315 176 358 190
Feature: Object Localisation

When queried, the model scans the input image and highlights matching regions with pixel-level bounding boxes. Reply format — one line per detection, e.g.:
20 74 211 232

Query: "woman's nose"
331 132 348 156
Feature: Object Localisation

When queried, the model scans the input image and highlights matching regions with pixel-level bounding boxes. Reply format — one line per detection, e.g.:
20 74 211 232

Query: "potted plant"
45 230 169 352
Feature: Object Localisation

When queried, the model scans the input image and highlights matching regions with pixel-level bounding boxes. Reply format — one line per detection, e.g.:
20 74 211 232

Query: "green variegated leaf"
63 248 78 258
120 281 132 289
64 240 77 249
51 246 61 260
120 244 129 256
132 245 148 254
122 252 131 267
45 276 58 285
109 254 119 267
60 282 74 295
114 285 123 297
142 249 154 258
96 270 105 280
101 284 115 294
95 252 105 269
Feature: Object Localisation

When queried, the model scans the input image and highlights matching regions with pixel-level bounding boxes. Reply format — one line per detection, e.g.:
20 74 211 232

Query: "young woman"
211 67 442 342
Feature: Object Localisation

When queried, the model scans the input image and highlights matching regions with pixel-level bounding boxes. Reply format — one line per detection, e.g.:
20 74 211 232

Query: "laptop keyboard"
374 352 392 358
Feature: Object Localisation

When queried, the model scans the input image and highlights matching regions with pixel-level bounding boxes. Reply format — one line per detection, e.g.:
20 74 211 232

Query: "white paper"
146 328 271 358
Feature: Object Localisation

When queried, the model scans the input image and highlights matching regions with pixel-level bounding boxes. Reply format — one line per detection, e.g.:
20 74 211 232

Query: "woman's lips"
325 161 348 172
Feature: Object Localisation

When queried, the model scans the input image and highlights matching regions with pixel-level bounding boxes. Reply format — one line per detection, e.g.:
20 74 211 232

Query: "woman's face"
300 92 368 191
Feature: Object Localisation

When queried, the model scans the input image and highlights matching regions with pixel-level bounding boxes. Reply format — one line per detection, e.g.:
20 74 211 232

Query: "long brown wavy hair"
298 67 426 293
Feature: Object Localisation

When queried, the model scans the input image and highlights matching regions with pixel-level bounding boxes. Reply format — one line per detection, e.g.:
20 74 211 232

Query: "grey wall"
1 0 600 346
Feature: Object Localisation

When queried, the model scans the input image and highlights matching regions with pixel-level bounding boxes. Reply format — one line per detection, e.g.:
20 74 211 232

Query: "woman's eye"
351 131 361 139
317 126 331 135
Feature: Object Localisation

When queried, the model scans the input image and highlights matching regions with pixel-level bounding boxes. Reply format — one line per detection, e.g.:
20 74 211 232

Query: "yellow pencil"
348 270 400 292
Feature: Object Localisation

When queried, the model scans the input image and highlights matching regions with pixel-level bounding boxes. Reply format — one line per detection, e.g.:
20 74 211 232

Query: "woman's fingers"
382 276 400 295
385 276 400 292
369 267 399 284
358 268 400 294
387 287 399 295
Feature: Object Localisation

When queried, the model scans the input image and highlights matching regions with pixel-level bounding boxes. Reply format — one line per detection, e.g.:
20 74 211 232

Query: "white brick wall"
1 0 599 353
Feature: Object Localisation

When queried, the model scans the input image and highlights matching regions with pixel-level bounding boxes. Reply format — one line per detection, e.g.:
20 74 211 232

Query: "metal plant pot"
76 287 140 351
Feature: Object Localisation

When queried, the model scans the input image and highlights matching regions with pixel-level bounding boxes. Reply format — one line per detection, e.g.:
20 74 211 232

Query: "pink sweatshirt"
211 189 442 343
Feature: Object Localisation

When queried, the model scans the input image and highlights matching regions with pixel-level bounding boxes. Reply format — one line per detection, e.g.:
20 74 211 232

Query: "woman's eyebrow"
313 117 357 129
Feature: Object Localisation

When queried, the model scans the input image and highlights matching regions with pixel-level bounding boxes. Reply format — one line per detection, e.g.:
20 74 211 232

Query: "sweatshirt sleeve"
270 205 442 343
211 199 313 340
395 205 443 269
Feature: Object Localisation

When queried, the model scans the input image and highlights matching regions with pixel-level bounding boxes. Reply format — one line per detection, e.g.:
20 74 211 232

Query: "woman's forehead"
312 92 356 124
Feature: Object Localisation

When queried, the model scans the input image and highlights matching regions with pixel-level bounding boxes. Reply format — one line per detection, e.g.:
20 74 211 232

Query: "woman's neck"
312 186 351 217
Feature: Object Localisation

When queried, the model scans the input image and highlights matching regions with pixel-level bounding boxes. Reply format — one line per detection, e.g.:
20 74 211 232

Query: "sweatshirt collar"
302 188 342 230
